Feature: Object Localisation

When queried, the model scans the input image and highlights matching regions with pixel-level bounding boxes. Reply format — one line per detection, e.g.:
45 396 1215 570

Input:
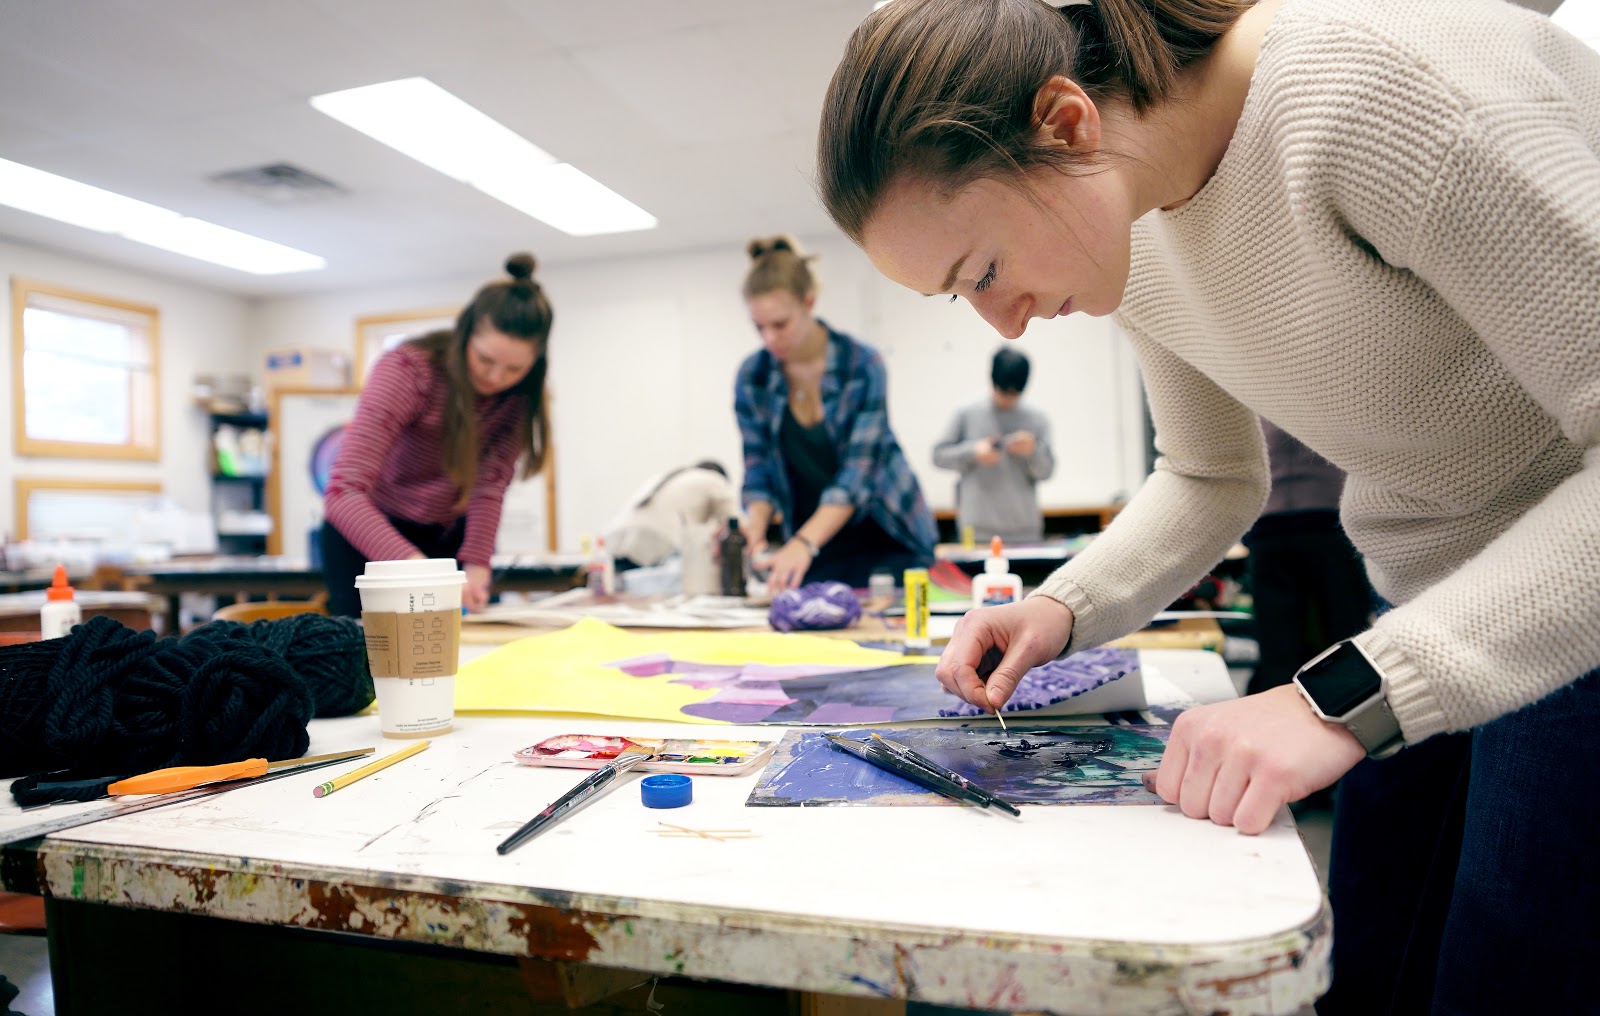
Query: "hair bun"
747 235 797 261
505 252 537 282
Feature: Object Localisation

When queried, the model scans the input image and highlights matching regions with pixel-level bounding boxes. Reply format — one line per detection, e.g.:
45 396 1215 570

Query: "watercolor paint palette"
514 734 778 776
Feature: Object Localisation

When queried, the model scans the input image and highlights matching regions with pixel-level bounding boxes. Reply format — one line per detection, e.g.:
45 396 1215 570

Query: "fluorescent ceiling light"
0 157 325 275
312 77 657 237
1553 0 1600 53
123 217 326 275
474 163 657 237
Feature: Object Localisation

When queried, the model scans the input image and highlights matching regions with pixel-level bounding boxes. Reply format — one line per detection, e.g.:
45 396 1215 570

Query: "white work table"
2 707 1329 1015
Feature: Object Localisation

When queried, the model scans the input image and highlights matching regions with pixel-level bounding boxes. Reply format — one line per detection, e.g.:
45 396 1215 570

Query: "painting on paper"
746 724 1170 807
456 618 1143 724
620 645 1138 725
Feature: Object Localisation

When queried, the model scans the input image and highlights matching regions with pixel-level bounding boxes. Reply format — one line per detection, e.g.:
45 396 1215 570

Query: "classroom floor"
0 935 48 1016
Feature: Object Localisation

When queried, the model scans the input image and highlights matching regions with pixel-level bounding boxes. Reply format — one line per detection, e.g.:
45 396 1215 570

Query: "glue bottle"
585 536 616 596
718 518 748 598
970 537 1023 610
40 564 81 638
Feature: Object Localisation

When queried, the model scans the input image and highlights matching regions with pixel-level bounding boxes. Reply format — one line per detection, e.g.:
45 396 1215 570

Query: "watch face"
1300 647 1381 718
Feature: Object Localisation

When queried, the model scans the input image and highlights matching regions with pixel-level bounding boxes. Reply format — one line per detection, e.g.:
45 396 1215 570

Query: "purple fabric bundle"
768 581 862 632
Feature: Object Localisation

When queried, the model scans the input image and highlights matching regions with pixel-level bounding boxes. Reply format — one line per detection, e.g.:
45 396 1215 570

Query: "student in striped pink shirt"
320 253 552 616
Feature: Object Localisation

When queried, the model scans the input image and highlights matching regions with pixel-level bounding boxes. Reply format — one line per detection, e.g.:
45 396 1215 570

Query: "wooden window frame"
353 307 458 388
11 278 162 461
14 477 163 540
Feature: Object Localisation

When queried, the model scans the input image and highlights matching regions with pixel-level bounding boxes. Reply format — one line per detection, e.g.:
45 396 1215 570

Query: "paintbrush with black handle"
869 733 1022 817
823 734 1018 817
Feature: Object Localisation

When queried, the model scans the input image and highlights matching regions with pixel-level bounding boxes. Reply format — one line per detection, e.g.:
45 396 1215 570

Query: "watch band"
1293 639 1405 759
1344 693 1404 758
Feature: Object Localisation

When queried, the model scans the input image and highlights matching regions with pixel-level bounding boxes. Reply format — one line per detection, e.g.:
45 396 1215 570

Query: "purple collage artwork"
606 646 1138 725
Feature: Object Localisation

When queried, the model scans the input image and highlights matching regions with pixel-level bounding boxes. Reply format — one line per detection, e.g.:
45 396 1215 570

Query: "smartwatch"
1292 639 1405 758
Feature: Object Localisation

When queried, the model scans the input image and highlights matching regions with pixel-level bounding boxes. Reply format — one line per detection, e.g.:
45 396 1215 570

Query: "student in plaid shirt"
734 235 936 593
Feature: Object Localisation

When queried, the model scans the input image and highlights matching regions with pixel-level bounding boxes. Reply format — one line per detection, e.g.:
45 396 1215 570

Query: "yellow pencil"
312 740 430 798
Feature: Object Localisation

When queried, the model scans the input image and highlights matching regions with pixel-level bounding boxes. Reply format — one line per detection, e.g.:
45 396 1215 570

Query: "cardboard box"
263 347 350 391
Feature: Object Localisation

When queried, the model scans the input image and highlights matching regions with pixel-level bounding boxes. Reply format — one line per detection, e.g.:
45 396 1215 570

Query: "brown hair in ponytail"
410 252 553 508
742 234 819 302
818 0 1252 242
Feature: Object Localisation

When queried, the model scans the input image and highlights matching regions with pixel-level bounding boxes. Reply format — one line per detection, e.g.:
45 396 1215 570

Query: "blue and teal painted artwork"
745 725 1169 807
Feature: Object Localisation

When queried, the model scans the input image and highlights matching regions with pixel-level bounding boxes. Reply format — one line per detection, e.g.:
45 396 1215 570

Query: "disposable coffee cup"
356 558 465 738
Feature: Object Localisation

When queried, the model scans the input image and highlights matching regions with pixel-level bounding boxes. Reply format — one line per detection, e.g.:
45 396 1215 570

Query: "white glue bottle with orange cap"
970 537 1024 610
40 565 81 638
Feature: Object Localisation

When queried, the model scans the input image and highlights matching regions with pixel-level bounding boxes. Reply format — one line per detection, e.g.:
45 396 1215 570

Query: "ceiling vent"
209 162 346 205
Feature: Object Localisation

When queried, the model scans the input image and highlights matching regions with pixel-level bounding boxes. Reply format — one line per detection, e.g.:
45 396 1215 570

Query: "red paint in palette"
515 734 778 776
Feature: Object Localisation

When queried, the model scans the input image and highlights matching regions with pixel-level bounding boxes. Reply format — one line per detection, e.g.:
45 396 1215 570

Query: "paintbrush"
869 733 1022 817
497 751 653 854
823 734 1014 815
976 646 1012 737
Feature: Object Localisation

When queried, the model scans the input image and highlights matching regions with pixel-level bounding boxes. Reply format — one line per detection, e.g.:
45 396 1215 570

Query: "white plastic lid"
355 558 466 588
984 556 1010 574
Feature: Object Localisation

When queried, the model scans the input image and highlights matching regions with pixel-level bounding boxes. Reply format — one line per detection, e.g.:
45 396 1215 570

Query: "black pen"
497 752 652 854
870 733 1022 817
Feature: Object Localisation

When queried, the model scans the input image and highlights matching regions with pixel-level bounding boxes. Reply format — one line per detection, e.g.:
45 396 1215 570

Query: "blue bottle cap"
640 773 692 809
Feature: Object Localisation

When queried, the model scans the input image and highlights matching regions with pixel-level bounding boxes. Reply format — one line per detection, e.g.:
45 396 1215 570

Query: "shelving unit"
207 410 272 555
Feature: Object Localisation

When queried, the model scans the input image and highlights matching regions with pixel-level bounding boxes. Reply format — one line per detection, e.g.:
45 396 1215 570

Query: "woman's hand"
463 563 492 612
740 520 768 560
936 596 1074 712
1144 685 1368 834
764 539 814 594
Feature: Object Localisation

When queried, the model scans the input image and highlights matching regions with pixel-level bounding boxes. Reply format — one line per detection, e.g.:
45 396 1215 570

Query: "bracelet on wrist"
792 534 819 557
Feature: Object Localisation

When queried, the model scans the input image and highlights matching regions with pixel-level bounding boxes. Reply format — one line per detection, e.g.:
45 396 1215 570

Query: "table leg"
793 992 908 1016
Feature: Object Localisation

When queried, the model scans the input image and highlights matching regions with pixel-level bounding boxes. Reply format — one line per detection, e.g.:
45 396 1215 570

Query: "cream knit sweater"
1035 0 1600 743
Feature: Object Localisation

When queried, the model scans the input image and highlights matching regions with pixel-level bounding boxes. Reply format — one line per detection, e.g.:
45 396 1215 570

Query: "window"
11 279 160 460
14 477 163 541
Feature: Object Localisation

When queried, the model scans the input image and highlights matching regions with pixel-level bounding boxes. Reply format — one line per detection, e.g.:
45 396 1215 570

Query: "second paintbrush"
869 733 1021 816
823 733 1020 817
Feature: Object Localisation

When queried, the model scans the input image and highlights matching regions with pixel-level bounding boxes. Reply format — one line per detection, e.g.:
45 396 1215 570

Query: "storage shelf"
209 411 270 429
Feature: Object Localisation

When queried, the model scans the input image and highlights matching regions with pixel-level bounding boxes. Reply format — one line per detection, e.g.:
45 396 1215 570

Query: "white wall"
0 239 255 538
248 234 1150 554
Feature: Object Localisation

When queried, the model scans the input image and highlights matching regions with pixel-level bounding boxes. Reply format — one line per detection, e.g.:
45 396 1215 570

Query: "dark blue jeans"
1319 668 1600 1014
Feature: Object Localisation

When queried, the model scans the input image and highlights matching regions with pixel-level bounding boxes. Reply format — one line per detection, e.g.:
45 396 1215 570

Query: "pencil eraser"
640 774 692 809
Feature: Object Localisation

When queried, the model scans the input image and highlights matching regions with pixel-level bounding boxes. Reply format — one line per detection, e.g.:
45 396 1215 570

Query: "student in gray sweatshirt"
931 348 1055 543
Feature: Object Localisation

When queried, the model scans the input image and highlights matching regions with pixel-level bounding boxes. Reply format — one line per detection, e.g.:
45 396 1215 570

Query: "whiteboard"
271 389 360 563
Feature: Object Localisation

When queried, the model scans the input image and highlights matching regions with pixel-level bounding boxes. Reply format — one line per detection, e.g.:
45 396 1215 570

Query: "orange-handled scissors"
107 747 375 796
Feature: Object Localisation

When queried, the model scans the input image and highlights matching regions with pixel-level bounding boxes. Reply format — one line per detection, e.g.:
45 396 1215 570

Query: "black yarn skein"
209 613 374 718
0 615 312 783
2 612 373 806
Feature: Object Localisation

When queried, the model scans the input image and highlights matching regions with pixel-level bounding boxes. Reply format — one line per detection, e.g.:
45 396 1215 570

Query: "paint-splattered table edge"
4 838 1330 1015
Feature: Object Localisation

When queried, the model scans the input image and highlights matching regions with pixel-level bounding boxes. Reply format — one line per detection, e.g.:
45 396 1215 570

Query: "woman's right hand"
739 520 767 559
936 597 1075 712
763 539 813 594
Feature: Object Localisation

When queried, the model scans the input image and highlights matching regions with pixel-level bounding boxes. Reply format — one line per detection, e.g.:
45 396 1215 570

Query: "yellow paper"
455 618 932 722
